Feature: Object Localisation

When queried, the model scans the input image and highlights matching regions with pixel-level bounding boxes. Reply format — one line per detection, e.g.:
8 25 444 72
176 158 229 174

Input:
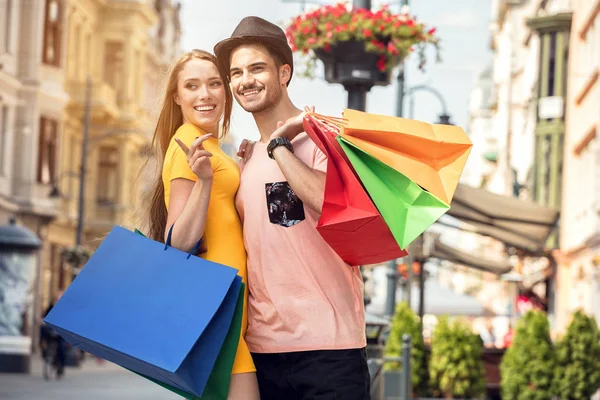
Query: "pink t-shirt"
235 133 366 353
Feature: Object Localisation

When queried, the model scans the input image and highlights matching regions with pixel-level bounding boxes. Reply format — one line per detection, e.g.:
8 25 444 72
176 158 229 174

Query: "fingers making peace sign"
174 133 214 181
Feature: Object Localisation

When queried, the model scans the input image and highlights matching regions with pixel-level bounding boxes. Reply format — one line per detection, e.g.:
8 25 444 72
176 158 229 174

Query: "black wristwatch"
267 137 294 159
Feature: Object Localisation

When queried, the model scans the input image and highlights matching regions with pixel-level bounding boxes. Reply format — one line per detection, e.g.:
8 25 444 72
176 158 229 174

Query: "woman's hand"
175 134 214 181
237 139 256 163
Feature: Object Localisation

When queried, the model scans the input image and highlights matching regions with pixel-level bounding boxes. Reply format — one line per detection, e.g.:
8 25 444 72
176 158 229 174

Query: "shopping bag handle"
305 113 344 139
164 224 203 259
306 112 347 130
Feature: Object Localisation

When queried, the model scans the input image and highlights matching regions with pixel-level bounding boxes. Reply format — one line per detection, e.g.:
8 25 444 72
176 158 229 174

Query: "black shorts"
251 348 371 400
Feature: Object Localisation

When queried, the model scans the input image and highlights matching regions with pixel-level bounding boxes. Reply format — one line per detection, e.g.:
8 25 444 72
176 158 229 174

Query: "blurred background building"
0 0 182 341
459 0 600 335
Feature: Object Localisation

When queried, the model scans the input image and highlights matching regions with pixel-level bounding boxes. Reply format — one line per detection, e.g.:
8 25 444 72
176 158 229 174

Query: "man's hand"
269 106 315 142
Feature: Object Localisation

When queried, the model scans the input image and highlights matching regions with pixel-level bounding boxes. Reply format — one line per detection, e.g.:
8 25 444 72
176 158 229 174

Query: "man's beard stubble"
236 82 283 114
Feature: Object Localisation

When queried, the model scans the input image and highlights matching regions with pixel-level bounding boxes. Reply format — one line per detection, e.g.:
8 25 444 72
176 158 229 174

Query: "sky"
178 0 494 146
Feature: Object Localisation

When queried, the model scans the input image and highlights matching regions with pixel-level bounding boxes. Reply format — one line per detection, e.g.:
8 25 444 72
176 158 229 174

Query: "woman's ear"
173 92 181 105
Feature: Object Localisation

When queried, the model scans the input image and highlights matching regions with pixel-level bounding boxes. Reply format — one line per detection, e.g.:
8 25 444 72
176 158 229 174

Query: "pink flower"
387 42 398 55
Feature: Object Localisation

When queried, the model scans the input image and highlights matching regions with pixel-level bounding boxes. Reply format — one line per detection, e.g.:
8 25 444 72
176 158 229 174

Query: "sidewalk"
0 354 177 400
28 353 124 378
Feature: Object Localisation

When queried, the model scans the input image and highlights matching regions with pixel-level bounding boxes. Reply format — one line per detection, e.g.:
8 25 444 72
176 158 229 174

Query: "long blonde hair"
145 49 233 241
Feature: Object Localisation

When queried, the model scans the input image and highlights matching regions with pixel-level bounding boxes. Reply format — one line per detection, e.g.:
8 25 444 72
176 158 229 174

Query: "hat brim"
214 35 294 85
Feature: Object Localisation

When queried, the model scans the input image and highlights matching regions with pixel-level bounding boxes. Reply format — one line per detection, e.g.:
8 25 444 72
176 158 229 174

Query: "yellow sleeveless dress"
162 123 255 375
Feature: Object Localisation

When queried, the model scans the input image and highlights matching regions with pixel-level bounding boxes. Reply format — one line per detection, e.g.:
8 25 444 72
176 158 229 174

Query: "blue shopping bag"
44 225 242 398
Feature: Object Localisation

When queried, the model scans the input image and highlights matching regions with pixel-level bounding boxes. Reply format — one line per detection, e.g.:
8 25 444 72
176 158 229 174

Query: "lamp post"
407 84 452 124
50 76 132 278
395 0 409 117
76 76 91 249
48 76 92 280
49 77 91 265
49 76 143 278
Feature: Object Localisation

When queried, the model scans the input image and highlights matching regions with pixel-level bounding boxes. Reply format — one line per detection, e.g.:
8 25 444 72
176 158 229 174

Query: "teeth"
243 90 260 96
194 105 215 111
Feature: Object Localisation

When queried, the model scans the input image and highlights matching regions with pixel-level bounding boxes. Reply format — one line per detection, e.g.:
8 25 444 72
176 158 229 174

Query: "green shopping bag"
337 137 450 249
132 229 244 400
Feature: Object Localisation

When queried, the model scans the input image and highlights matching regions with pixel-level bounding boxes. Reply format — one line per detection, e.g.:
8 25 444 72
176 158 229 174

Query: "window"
4 0 12 53
547 32 557 98
97 147 119 205
103 41 124 98
37 117 58 184
0 106 8 177
42 0 63 66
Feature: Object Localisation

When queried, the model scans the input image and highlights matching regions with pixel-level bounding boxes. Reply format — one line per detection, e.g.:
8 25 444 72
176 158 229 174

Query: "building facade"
479 0 600 333
462 66 496 189
487 0 544 200
457 0 577 336
39 0 181 313
556 0 600 330
0 0 72 370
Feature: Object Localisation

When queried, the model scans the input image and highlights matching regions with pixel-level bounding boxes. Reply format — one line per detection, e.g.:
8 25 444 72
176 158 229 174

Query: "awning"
431 239 513 275
448 184 560 254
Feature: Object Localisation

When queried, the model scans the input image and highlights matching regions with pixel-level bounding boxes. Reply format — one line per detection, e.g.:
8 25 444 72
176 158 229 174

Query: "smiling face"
174 58 226 133
229 43 290 114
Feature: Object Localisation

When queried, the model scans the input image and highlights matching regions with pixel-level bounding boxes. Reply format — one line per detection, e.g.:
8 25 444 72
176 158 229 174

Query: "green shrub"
500 311 556 400
553 310 600 399
429 317 485 399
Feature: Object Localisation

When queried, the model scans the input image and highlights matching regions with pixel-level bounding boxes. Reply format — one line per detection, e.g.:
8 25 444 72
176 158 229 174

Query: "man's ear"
280 64 291 86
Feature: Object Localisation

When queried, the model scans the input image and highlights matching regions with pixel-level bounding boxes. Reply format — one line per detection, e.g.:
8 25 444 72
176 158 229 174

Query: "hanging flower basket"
286 2 440 86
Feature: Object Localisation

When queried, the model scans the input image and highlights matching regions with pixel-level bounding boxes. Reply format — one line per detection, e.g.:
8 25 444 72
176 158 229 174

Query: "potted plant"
553 310 600 400
285 2 439 87
429 317 486 399
500 310 556 400
384 301 429 397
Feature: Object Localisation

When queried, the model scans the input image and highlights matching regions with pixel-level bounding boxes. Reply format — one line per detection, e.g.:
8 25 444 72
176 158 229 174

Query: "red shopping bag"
304 114 408 266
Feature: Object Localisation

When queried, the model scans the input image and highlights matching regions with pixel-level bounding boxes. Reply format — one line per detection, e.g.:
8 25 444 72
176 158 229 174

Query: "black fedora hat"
214 16 294 85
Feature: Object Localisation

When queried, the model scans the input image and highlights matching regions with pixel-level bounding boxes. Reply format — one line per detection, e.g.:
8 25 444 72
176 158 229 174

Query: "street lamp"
48 76 144 279
406 84 453 124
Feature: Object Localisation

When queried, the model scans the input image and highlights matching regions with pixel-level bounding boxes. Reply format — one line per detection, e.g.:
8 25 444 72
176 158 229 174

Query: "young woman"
144 49 259 400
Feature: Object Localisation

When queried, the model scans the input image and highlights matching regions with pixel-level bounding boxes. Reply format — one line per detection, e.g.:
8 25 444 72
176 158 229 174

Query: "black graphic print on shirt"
265 181 305 227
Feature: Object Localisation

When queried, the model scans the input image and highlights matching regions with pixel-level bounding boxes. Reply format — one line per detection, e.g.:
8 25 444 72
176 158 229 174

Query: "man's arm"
271 146 325 214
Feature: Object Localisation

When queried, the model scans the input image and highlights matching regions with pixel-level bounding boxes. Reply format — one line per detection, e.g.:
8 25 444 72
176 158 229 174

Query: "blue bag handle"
164 224 204 259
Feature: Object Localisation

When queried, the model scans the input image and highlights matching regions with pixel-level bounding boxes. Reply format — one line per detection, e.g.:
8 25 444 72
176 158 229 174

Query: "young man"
214 16 370 399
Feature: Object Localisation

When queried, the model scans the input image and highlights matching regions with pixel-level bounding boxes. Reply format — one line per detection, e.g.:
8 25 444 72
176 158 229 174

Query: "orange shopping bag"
339 109 472 204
